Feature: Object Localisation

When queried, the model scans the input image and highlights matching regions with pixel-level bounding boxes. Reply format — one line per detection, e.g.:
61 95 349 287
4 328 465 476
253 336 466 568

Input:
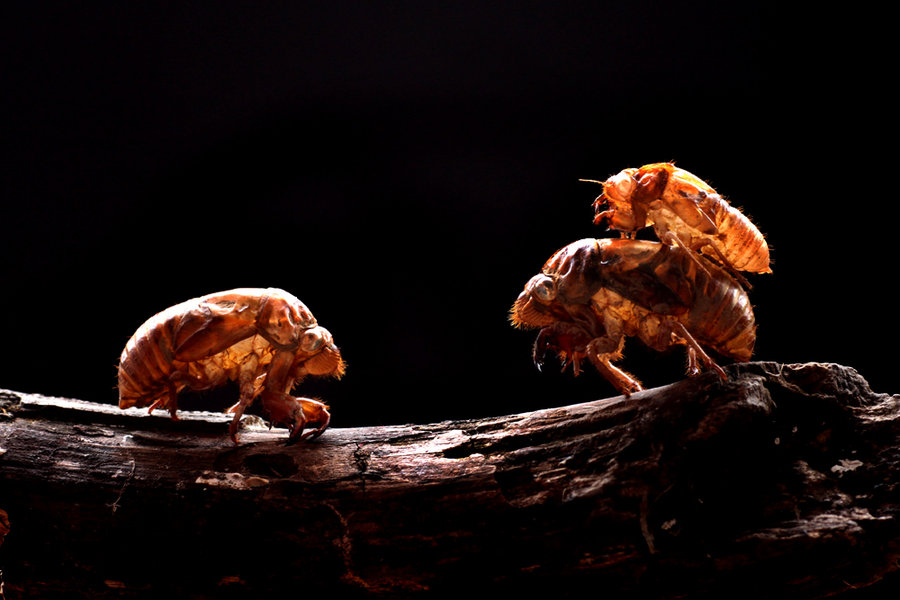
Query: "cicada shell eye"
510 293 558 329
303 342 346 378
529 274 557 303
510 274 560 329
605 170 636 202
299 327 330 353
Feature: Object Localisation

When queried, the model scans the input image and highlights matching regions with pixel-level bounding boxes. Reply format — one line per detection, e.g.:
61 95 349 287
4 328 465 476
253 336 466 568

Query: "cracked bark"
0 361 898 598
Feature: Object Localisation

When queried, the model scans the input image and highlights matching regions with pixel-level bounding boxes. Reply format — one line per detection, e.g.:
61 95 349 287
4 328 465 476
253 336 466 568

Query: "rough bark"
0 362 897 599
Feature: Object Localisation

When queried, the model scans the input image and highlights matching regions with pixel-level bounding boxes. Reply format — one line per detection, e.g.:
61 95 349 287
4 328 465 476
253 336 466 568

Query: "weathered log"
0 362 898 598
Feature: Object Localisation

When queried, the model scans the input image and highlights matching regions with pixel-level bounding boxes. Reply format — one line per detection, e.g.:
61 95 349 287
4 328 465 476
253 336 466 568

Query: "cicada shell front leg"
532 322 594 375
256 391 331 443
243 327 340 444
532 322 643 395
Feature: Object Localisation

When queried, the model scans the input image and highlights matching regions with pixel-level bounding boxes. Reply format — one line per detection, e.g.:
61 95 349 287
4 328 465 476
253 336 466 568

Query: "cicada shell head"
597 166 665 231
603 168 638 205
295 326 346 378
510 274 563 329
593 168 638 230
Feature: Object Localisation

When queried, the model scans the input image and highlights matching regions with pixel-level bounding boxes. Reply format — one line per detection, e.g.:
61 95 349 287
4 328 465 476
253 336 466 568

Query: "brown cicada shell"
510 238 756 395
587 162 772 279
117 287 345 443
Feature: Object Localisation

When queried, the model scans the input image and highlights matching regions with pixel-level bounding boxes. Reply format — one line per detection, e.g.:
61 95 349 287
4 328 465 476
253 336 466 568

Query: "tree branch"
1 362 898 598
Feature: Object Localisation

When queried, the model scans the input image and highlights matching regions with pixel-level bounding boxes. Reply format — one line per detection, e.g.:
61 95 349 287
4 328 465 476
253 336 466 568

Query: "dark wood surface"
1 361 897 598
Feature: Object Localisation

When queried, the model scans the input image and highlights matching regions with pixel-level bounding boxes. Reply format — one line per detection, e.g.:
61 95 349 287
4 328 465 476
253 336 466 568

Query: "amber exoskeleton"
511 238 756 395
117 287 345 443
588 162 772 278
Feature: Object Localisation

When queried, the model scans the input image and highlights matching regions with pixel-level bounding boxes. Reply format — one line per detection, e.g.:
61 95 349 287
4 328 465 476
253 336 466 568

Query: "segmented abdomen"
118 303 278 409
117 302 190 408
683 257 757 361
709 197 771 274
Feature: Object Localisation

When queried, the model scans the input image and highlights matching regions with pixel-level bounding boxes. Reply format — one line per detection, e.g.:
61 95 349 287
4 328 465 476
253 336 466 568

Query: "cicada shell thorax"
255 289 317 348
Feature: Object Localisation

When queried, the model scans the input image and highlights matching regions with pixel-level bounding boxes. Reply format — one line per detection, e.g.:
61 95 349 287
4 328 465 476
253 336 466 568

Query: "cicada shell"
590 162 772 276
117 288 345 443
511 238 756 395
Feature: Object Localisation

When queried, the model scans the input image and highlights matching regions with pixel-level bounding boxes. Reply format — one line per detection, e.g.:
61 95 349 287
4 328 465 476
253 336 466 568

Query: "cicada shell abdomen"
117 301 190 410
117 289 271 411
679 250 757 362
706 197 771 274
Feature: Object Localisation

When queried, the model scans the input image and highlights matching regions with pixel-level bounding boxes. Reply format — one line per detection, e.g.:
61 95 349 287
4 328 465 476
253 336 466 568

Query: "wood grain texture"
0 362 898 598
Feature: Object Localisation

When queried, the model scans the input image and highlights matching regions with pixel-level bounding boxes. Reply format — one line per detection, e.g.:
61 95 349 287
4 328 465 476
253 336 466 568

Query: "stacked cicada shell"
510 162 771 395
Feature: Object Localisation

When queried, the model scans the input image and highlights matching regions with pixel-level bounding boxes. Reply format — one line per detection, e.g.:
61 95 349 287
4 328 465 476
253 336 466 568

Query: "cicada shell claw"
283 398 331 445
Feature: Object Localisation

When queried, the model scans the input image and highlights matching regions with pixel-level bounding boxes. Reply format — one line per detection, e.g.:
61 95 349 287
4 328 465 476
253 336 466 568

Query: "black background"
1 2 892 427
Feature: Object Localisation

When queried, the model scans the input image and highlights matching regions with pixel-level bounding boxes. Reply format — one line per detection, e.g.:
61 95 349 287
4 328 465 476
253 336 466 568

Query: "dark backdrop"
1 2 891 427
